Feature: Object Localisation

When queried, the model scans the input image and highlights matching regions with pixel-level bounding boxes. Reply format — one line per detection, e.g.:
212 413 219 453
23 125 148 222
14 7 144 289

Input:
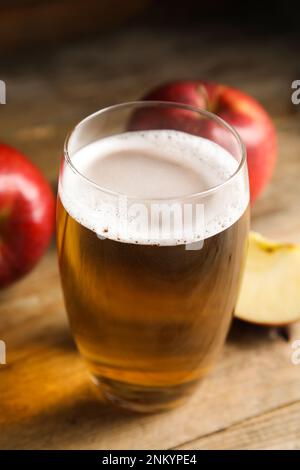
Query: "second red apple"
131 81 277 203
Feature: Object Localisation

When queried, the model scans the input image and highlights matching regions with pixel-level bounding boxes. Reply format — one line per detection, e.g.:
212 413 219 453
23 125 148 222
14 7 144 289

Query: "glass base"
91 375 199 413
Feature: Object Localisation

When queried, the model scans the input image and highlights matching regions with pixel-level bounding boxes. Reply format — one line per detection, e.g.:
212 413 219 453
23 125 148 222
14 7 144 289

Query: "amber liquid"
57 198 249 411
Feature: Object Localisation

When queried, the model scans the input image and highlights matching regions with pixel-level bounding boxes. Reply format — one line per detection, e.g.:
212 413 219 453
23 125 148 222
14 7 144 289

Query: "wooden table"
0 24 300 450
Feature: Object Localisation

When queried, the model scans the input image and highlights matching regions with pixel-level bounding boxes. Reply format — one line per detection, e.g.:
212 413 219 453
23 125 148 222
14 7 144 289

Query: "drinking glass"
57 101 249 412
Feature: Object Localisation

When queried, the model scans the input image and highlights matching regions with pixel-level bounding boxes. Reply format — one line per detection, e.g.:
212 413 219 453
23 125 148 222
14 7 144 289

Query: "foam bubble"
59 130 249 245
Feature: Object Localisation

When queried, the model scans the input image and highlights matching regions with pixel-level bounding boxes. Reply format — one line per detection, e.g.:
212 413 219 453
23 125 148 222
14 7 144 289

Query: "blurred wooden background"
0 0 149 51
0 0 297 52
0 0 299 450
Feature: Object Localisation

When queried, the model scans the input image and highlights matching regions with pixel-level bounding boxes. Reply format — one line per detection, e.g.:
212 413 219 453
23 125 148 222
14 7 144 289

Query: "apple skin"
131 81 277 203
0 144 55 288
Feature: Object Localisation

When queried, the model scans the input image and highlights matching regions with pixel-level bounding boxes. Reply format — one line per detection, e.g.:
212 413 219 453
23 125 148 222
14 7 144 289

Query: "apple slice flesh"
235 231 300 325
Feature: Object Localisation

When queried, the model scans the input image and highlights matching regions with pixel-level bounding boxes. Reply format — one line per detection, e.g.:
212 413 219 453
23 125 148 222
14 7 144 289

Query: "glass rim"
63 100 247 202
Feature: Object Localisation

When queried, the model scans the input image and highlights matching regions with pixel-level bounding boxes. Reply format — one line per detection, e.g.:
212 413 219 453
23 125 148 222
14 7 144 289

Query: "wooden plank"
1 262 300 449
252 126 300 243
0 0 148 51
176 401 300 450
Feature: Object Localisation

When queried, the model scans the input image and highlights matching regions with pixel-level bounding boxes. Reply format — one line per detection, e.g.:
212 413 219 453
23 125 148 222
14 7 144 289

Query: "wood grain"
1 263 300 450
0 24 299 449
177 401 300 450
0 0 148 51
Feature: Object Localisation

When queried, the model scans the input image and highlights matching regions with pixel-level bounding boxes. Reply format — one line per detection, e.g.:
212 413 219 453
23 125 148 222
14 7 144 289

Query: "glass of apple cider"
57 102 249 412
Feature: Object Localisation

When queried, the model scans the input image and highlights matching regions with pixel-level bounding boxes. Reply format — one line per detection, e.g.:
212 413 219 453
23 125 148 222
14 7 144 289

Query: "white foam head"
59 130 249 245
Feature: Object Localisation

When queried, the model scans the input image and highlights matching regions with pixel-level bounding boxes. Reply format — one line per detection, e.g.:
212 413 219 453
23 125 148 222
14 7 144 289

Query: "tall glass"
57 101 249 412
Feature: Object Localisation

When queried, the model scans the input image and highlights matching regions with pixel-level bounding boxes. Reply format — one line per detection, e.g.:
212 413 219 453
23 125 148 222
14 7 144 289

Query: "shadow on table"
228 318 290 348
0 380 146 449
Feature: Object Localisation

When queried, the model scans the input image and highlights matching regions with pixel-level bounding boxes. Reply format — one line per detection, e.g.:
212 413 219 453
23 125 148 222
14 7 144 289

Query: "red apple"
130 81 277 203
0 144 55 287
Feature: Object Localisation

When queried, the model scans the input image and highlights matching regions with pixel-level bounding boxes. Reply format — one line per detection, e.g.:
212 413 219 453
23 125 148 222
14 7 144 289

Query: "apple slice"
235 231 300 325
